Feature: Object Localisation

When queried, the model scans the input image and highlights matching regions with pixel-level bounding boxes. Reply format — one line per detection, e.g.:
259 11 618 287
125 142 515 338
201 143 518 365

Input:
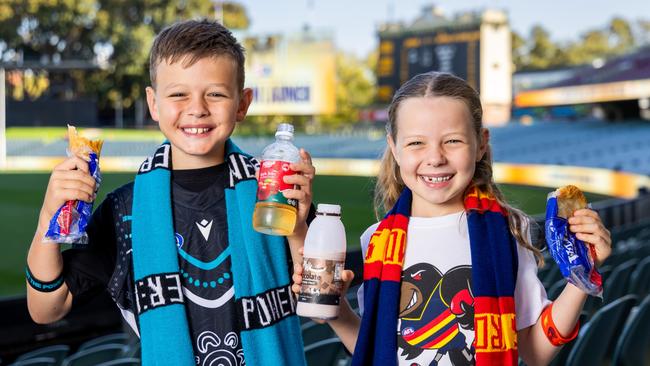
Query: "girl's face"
389 96 488 217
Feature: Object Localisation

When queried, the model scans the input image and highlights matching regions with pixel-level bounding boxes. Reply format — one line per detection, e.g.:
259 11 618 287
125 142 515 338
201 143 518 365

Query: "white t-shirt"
356 211 550 366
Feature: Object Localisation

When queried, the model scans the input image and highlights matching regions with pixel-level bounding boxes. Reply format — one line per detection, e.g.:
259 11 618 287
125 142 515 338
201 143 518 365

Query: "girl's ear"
477 128 490 162
388 134 399 165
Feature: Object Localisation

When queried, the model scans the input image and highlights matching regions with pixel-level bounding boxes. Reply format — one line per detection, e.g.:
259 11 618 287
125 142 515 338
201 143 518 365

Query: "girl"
293 72 611 366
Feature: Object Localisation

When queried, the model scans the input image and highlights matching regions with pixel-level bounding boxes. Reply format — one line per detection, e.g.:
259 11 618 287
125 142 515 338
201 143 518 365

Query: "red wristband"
540 302 580 346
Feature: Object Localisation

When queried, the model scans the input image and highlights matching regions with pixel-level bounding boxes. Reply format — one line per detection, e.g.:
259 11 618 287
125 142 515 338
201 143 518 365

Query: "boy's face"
146 55 252 169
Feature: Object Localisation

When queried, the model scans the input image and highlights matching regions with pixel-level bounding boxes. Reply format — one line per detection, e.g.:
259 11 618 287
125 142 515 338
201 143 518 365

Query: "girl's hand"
568 209 612 267
283 149 315 239
292 248 355 324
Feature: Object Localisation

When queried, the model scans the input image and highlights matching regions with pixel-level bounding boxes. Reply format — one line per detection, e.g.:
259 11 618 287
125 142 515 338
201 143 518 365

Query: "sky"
236 0 650 57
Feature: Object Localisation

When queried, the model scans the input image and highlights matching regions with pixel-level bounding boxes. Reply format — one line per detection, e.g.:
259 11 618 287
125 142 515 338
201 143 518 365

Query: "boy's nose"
187 99 209 118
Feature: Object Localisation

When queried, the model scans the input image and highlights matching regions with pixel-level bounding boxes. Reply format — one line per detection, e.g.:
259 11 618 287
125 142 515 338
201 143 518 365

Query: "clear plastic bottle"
296 204 347 320
253 123 300 236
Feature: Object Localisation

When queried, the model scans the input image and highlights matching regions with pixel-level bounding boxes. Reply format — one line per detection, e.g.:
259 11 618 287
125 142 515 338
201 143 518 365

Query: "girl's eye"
406 141 422 146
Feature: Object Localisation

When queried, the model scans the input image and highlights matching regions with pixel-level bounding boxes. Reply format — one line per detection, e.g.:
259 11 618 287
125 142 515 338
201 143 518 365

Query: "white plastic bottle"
296 204 347 320
253 123 301 236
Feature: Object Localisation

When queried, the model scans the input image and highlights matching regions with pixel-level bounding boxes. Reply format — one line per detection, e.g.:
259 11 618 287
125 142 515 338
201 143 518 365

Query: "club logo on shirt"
196 219 213 241
175 233 184 249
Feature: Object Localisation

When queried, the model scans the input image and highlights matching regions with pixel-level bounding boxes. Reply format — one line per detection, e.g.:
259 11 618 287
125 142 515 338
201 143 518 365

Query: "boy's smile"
146 55 252 169
389 96 487 217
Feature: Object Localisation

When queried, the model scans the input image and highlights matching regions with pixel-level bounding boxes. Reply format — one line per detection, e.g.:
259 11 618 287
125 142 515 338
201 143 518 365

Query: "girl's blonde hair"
375 71 543 265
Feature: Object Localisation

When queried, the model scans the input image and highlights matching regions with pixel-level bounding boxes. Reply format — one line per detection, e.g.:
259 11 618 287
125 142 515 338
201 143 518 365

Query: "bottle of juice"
296 204 346 320
253 123 300 236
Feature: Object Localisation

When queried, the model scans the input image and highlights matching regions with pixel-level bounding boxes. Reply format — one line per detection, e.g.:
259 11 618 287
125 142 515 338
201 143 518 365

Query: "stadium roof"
515 47 650 107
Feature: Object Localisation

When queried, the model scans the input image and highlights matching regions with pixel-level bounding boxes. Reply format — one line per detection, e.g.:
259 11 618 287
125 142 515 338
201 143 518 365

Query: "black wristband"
25 265 64 292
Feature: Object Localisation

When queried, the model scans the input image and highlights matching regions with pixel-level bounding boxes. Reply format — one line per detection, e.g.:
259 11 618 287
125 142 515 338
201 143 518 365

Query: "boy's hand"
568 209 612 267
283 149 315 239
39 157 96 228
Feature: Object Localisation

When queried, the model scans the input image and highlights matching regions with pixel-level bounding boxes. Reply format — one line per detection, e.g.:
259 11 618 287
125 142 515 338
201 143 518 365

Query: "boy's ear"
145 86 160 122
387 134 399 165
236 88 254 122
477 128 490 161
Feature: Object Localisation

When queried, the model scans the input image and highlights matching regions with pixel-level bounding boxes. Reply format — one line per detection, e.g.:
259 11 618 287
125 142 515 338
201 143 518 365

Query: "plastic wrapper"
545 185 603 297
45 125 103 244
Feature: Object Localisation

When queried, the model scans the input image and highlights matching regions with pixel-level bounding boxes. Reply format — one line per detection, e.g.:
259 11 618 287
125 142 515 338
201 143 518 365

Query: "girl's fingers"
571 209 599 220
576 232 609 247
569 223 601 235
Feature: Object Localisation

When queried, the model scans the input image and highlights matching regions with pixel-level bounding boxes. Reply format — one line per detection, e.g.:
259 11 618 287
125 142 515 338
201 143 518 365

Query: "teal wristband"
25 266 64 292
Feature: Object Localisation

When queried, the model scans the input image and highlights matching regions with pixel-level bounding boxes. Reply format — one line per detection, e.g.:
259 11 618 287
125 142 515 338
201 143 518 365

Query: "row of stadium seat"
8 120 650 174
8 240 650 366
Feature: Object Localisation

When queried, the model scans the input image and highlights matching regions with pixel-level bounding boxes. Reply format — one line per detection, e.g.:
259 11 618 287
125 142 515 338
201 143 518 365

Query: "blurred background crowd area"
1 1 650 365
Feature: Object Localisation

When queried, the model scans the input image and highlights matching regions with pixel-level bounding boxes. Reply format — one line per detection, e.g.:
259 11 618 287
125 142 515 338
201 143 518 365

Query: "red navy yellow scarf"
352 187 518 365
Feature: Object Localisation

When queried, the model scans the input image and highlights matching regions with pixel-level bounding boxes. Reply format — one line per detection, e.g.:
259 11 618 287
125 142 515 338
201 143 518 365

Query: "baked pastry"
555 185 587 219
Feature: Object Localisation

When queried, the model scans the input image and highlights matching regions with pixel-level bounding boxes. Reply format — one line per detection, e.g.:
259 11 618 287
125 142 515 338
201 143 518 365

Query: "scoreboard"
377 27 481 103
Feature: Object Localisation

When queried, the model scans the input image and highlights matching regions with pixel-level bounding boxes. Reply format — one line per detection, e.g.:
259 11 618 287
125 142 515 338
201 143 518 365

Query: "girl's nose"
426 147 447 167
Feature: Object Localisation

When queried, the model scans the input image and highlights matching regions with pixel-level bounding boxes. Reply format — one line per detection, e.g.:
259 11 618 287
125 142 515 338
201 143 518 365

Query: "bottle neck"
275 134 293 142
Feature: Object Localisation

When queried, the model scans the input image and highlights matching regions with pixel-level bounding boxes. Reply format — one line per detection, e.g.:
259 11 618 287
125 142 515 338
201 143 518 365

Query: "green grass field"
0 173 609 296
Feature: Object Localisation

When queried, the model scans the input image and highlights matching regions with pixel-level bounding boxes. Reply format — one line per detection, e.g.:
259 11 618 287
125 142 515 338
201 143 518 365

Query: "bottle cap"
317 203 341 216
275 123 294 138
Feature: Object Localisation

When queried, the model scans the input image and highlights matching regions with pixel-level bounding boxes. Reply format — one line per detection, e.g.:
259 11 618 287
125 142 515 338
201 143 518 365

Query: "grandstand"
7 119 650 175
3 120 650 365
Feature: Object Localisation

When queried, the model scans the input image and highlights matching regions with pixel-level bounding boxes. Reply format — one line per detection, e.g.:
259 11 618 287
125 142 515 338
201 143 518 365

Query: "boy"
26 19 312 366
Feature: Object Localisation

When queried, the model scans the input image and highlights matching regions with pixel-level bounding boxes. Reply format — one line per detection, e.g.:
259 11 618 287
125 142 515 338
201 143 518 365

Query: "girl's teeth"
423 175 451 183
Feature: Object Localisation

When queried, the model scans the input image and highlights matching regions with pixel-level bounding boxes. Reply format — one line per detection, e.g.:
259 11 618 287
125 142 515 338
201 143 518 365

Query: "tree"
0 0 250 118
320 52 375 128
511 30 527 71
526 25 560 69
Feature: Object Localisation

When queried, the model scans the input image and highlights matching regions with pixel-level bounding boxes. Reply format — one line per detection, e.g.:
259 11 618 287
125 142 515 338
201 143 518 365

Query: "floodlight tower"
0 67 5 170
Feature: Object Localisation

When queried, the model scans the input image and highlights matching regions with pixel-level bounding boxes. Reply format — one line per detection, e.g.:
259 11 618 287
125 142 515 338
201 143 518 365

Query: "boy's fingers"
283 189 309 202
300 148 313 165
54 156 90 173
56 188 94 203
283 174 310 188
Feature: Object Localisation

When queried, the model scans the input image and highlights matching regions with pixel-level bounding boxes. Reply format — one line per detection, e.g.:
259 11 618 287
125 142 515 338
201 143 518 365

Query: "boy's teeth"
184 128 210 134
422 175 451 183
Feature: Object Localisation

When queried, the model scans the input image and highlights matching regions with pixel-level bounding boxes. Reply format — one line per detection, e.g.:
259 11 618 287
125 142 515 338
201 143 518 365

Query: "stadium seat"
546 279 565 300
602 259 638 304
95 358 141 366
612 294 650 366
9 357 57 366
628 256 650 296
565 295 638 366
77 333 130 351
13 345 70 365
121 342 140 359
547 311 589 366
304 338 345 366
61 344 126 366
301 320 335 346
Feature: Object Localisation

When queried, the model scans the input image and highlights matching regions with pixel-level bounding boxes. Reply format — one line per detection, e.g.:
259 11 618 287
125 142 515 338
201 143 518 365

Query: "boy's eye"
208 92 227 98
446 139 462 144
168 93 185 97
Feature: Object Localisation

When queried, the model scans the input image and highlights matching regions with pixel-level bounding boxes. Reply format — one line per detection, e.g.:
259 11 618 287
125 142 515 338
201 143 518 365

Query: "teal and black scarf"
131 139 306 366
352 187 519 365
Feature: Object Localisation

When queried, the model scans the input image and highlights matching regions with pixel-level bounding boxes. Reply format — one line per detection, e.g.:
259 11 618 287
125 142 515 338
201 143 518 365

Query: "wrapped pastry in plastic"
545 185 603 297
45 125 103 244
